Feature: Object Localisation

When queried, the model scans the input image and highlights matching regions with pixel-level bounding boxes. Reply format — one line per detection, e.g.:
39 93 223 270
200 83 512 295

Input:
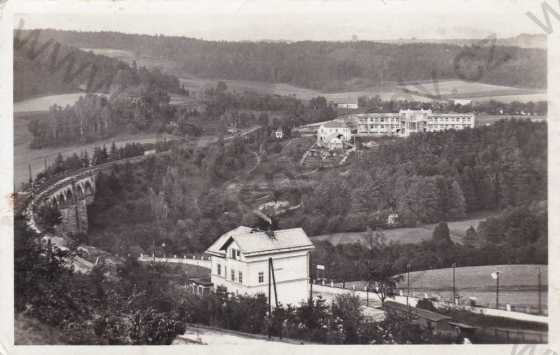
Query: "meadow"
310 213 490 246
14 93 98 113
395 264 548 310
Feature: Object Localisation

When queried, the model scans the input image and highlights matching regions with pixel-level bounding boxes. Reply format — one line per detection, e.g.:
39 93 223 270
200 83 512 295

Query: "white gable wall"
210 248 311 307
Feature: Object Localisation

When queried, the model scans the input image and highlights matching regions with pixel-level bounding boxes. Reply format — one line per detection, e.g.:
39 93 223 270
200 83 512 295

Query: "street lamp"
491 271 501 309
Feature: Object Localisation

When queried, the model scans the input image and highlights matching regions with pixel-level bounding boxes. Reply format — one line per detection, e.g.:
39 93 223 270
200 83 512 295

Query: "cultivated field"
310 213 490 246
398 79 545 102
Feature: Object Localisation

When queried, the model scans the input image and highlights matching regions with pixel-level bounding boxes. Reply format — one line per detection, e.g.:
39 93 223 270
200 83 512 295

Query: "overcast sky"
14 0 547 41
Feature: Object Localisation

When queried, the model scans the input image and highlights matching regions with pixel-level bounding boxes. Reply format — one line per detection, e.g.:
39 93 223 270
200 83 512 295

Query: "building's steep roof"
205 226 253 256
206 227 314 257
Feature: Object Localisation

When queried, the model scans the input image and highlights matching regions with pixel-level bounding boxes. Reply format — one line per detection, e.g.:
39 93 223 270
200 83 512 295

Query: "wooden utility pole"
452 262 456 304
309 252 313 302
406 263 411 310
270 258 278 308
538 267 542 315
152 239 156 262
268 257 272 339
495 271 500 309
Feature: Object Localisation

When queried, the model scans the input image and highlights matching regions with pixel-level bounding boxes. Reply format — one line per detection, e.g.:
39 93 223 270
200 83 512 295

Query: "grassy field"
341 264 548 310
14 92 102 113
310 213 490 246
14 108 173 189
396 264 548 310
80 48 136 62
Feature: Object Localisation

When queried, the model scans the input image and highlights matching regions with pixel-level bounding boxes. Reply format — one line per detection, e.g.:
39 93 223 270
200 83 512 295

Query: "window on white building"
238 271 243 284
231 269 235 282
258 272 264 283
217 264 221 276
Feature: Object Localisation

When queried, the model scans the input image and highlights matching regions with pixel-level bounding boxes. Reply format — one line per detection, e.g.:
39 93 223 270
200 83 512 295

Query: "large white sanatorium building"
352 109 475 137
205 226 314 307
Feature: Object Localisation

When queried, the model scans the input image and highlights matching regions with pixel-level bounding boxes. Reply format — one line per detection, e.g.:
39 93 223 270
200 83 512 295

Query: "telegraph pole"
406 263 411 310
309 252 313 303
538 266 542 315
268 257 272 339
452 262 456 304
152 239 155 262
495 271 500 309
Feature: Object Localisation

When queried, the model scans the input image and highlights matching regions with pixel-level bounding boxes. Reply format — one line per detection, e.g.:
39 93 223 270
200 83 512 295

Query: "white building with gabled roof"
205 226 314 307
317 121 352 150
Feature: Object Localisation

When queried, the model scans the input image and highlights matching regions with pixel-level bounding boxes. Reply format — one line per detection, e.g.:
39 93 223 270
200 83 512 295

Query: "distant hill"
15 29 547 92
380 34 547 49
13 31 182 101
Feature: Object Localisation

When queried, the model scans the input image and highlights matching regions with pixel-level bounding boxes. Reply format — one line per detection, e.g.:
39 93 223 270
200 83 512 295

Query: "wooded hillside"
16 30 547 91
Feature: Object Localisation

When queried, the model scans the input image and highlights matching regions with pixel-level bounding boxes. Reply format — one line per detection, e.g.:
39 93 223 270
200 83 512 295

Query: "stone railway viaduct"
25 125 264 236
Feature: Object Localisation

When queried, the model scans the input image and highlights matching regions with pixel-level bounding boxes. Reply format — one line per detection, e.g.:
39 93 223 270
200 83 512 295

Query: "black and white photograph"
4 0 559 350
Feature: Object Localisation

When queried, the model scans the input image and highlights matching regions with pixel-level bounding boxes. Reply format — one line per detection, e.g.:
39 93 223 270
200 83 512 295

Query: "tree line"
25 29 546 91
357 95 547 116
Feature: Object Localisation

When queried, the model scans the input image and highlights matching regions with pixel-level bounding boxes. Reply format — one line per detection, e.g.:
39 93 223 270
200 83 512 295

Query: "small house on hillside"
317 121 352 150
205 226 315 306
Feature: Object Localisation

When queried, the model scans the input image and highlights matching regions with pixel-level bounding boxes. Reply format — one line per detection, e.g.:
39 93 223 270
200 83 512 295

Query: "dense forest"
17 30 547 91
82 119 546 260
285 119 547 236
14 30 182 101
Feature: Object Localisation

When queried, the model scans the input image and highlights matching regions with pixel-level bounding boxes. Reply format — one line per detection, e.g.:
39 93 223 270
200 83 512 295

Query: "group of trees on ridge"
26 82 337 148
357 95 547 116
